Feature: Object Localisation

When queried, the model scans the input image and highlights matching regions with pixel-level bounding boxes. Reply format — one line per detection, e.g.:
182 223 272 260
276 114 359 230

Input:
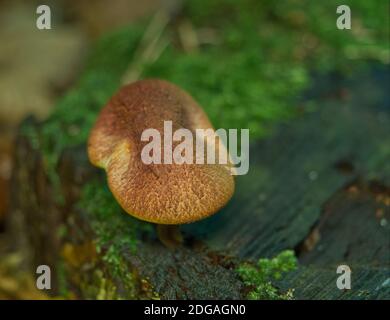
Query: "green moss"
143 0 389 135
77 180 153 266
236 250 298 300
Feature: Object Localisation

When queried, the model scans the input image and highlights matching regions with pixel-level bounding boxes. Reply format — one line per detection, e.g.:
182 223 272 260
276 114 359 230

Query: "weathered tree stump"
7 42 390 300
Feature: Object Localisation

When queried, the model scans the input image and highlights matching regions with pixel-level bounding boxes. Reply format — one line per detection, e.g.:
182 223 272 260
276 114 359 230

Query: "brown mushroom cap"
88 79 235 224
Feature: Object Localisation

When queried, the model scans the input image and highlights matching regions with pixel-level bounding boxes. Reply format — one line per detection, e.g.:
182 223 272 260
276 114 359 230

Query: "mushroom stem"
156 224 183 249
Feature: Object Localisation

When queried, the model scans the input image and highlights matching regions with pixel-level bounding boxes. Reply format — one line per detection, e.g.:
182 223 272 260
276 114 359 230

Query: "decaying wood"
8 67 390 299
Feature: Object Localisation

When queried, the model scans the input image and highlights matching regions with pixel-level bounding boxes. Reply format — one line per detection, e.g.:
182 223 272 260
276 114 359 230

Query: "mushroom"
87 79 235 247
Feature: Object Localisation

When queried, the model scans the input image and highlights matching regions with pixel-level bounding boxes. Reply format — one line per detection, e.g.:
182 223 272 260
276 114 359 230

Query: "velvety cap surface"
88 79 234 224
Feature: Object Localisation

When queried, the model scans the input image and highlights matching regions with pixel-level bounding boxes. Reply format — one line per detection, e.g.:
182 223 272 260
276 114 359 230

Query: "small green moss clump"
78 181 153 257
236 250 297 300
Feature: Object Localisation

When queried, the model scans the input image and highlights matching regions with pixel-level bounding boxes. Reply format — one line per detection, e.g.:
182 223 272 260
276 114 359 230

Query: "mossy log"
8 11 390 299
8 63 389 299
